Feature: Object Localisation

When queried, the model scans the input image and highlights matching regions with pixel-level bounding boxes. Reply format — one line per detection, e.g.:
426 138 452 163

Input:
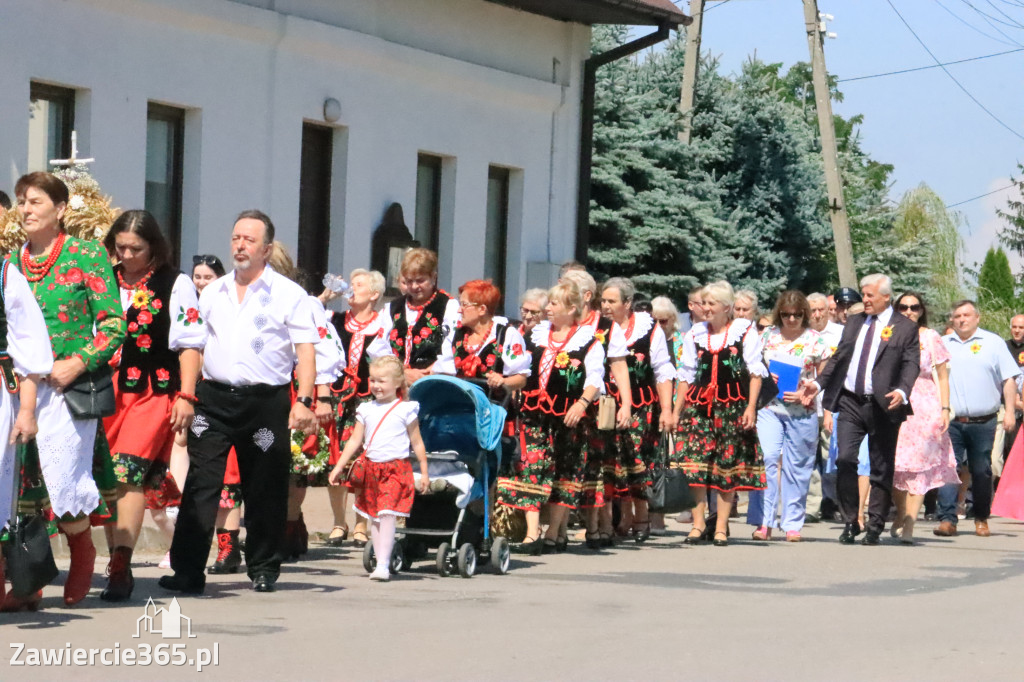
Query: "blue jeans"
747 408 819 531
937 418 996 524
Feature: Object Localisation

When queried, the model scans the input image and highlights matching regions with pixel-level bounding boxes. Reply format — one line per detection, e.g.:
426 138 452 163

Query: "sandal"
352 530 369 548
785 530 802 542
752 526 771 541
515 534 544 556
713 531 729 547
684 528 706 545
326 524 349 547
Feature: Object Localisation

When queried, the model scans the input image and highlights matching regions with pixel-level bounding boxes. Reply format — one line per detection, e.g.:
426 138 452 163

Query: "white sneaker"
369 568 390 582
158 551 172 569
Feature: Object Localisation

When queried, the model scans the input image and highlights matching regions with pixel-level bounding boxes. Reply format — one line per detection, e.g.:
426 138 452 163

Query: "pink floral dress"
894 327 960 494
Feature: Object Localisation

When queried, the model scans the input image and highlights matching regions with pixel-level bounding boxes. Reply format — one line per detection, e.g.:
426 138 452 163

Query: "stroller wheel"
490 537 511 575
436 542 452 577
362 543 376 573
457 543 477 579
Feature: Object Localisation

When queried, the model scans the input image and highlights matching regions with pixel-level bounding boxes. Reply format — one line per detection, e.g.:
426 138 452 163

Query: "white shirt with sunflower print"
760 325 832 417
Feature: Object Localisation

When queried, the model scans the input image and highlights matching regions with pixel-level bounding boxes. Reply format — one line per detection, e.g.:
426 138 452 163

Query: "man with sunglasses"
935 301 1020 538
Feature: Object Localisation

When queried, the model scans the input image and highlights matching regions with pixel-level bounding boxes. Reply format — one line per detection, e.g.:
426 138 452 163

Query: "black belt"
841 389 873 404
953 413 998 424
202 380 288 396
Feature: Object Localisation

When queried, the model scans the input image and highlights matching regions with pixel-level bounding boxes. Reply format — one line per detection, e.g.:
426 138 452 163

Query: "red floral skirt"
353 458 415 519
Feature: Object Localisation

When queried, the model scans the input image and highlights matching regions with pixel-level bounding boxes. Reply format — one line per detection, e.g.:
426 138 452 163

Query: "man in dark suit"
798 274 920 544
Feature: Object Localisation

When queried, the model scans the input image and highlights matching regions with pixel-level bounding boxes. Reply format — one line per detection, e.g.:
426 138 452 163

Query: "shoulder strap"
495 322 509 350
365 400 405 453
1 258 9 302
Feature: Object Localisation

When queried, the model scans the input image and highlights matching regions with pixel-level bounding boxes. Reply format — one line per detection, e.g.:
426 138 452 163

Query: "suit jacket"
817 309 921 423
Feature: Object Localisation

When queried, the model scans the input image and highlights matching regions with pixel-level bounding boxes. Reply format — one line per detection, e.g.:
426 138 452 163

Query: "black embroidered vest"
522 331 597 416
452 323 508 378
686 327 750 413
331 311 382 402
388 291 452 370
118 264 181 395
607 317 657 407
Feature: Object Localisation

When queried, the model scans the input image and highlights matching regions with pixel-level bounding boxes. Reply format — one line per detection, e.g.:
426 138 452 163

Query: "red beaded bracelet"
176 392 199 405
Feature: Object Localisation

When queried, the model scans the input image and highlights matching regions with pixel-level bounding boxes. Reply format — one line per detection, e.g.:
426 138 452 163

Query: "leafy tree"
977 246 1016 336
997 162 1024 259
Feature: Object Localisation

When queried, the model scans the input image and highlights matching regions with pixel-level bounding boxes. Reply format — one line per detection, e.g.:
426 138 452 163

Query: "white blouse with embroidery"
676 318 768 385
530 321 606 393
435 323 532 377
620 312 676 385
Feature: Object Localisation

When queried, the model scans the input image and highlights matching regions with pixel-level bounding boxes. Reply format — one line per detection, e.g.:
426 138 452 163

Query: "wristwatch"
296 396 313 409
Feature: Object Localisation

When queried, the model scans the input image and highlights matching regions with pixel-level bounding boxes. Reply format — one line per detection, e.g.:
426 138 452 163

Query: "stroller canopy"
408 375 507 455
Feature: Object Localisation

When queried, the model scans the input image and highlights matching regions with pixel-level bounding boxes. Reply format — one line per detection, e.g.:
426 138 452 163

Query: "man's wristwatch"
296 396 314 409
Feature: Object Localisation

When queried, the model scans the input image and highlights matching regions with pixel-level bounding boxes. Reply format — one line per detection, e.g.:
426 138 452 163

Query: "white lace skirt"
34 383 100 519
0 388 15 529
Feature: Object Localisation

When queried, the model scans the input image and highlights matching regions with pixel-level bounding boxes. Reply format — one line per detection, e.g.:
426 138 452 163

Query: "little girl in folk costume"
328 356 429 581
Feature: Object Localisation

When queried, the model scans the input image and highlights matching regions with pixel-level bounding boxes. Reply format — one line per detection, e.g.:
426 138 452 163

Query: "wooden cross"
50 131 95 167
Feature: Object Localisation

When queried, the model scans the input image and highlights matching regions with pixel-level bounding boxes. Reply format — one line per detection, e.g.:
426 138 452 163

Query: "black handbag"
2 447 59 598
648 433 696 514
756 372 779 411
63 368 115 419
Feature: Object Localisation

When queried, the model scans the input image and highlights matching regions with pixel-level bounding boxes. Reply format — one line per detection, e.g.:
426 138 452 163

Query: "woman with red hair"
435 280 530 391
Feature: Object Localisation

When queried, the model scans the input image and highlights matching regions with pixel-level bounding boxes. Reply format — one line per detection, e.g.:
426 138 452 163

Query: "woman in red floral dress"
7 172 126 609
99 210 204 601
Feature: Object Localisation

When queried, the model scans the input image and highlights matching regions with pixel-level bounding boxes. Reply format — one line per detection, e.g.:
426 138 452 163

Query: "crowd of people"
1 170 1023 610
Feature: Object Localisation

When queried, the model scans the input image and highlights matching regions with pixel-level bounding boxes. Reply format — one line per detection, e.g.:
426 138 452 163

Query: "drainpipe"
575 22 672 263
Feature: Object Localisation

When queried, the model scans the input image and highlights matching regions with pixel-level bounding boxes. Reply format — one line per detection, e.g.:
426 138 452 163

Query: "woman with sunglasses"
748 290 832 542
890 292 959 544
191 254 225 290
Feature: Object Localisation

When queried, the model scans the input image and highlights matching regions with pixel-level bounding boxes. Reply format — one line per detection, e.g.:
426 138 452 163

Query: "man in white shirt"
161 210 319 595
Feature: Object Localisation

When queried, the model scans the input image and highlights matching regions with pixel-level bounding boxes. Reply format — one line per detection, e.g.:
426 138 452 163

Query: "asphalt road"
4 516 1023 681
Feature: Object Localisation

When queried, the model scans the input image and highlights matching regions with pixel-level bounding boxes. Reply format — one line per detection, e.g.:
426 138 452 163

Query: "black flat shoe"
599 532 615 548
515 536 544 556
555 536 569 553
542 539 559 554
585 532 602 550
712 532 729 547
158 573 205 595
683 530 706 545
633 520 651 545
252 575 276 593
839 522 862 545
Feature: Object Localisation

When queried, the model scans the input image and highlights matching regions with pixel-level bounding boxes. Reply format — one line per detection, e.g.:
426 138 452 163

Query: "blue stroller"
361 375 511 578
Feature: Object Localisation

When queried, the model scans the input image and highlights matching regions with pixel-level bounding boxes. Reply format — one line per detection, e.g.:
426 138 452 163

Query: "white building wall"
0 0 590 299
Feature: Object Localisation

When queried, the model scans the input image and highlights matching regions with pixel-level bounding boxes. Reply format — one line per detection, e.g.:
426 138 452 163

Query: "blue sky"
671 0 1024 274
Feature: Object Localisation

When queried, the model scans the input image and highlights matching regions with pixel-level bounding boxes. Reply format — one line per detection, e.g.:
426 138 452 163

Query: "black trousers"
834 390 902 534
170 381 291 582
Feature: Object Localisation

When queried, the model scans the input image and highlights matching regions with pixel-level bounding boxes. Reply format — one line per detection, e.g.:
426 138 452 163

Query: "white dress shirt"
843 306 895 395
197 266 320 386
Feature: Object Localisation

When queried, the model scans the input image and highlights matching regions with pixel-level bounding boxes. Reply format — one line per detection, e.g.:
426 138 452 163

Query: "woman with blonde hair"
672 281 767 546
496 280 605 553
383 248 460 385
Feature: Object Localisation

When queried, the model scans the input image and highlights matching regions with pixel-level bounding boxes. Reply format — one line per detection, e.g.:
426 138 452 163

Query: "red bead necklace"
406 289 438 313
117 267 154 291
462 320 494 356
21 232 66 282
345 309 378 333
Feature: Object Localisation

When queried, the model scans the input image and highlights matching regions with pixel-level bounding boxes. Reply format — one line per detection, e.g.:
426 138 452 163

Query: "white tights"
370 515 397 574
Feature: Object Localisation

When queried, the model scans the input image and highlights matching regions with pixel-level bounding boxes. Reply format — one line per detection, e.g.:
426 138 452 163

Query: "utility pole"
802 0 857 287
677 0 705 143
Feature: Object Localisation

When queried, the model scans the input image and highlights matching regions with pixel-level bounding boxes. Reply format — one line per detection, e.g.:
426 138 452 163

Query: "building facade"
1 0 682 304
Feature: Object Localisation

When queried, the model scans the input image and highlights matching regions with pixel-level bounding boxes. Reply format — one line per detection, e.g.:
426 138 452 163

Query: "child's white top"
356 398 420 463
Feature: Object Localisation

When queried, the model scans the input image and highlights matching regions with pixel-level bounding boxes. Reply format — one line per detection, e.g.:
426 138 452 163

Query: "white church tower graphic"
135 597 196 639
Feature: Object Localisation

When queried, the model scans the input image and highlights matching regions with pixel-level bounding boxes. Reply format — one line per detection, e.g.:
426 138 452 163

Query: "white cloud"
959 177 1023 273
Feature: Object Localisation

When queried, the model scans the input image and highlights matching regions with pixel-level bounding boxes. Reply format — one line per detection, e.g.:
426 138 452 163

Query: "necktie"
854 315 876 395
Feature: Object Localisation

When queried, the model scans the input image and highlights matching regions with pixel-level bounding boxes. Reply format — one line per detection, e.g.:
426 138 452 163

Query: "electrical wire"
886 0 1024 141
960 0 1024 30
837 47 1024 82
957 0 1024 46
985 0 1024 28
946 183 1018 208
934 0 1022 47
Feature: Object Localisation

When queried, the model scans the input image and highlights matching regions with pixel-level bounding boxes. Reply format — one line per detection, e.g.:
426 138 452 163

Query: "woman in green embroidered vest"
6 172 125 609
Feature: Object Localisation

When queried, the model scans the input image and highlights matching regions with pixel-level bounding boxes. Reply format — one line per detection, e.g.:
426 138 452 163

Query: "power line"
886 0 1024 141
933 0 1022 47
957 0 1024 46
946 183 1018 208
985 0 1024 28
838 47 1024 82
959 0 1024 31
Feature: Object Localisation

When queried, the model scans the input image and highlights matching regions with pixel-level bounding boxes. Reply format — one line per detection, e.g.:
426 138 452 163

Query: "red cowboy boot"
63 527 97 606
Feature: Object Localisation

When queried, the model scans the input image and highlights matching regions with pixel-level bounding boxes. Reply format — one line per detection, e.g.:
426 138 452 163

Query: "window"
28 83 75 172
485 166 510 295
145 104 186 263
297 123 333 286
415 154 442 251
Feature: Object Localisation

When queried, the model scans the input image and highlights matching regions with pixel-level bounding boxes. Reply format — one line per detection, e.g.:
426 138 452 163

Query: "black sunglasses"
898 303 922 312
780 312 804 319
193 255 222 267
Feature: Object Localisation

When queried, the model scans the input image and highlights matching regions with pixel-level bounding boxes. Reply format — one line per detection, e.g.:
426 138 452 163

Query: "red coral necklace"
21 232 66 282
462 321 494 356
117 267 154 291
